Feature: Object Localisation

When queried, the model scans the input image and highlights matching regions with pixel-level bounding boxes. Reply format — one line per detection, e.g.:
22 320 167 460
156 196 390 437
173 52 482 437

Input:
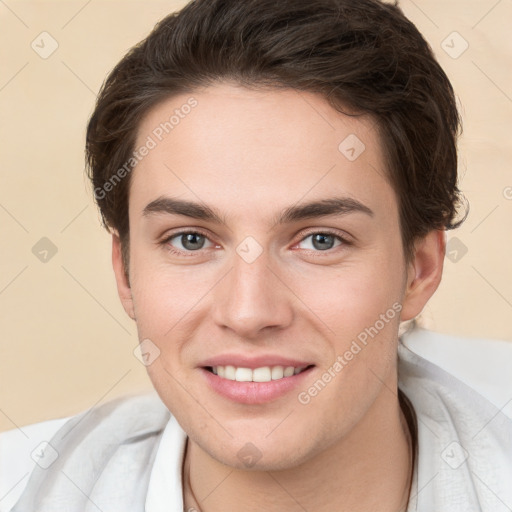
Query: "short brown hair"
86 0 467 275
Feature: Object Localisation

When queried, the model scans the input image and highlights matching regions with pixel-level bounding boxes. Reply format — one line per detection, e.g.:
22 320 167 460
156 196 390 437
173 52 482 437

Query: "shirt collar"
146 413 188 512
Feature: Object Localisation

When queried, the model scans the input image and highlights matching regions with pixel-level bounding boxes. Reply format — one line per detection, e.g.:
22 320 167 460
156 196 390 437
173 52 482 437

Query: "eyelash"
160 228 351 257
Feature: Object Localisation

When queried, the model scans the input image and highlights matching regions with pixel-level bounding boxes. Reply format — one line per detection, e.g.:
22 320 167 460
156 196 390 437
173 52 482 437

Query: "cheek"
292 262 403 431
130 256 207 334
286 253 405 336
285 249 405 398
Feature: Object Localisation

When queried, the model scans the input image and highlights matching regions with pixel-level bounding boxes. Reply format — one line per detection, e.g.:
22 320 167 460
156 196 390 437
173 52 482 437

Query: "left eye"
297 233 343 251
167 232 215 251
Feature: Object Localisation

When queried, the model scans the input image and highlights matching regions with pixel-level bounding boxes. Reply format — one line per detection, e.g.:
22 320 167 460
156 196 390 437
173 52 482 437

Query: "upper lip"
200 354 314 369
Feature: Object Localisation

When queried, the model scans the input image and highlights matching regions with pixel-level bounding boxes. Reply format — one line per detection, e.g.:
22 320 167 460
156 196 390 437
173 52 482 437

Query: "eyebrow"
142 196 374 227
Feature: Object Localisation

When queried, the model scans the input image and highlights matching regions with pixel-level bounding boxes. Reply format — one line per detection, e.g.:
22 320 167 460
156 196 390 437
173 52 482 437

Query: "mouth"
200 363 315 404
204 364 314 382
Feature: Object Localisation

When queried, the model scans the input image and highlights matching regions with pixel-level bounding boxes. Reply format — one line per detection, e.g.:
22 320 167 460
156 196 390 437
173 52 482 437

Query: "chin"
198 432 320 472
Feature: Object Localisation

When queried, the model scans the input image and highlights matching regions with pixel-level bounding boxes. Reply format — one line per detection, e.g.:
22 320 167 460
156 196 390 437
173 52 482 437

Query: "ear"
112 232 136 321
400 230 446 322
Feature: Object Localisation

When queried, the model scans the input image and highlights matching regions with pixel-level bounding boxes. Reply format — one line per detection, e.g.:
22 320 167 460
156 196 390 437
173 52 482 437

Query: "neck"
182 388 414 512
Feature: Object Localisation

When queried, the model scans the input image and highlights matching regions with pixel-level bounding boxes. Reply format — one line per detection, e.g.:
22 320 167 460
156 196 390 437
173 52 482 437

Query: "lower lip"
200 367 314 405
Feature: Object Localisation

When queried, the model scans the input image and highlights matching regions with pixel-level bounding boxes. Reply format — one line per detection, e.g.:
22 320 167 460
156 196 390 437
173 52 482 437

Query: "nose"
211 250 294 340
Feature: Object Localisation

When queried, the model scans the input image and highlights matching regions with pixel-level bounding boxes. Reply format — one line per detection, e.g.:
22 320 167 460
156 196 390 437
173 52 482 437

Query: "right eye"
162 231 216 254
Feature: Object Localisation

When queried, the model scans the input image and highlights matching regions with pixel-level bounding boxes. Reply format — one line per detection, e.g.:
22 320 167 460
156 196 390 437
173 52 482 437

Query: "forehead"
130 83 397 222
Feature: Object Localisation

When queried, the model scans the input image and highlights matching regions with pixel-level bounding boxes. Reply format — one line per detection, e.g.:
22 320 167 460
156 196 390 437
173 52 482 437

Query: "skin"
111 83 445 511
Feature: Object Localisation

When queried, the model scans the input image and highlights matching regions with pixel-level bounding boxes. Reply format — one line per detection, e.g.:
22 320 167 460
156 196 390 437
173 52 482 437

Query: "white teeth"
271 366 284 380
235 367 253 382
224 365 236 380
253 367 272 382
283 366 295 377
210 365 307 382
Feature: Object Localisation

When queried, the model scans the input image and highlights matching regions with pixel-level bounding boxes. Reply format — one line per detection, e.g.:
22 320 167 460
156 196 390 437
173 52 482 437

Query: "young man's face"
113 83 443 470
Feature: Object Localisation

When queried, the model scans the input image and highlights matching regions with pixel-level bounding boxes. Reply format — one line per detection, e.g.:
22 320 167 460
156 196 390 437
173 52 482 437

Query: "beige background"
1 0 511 433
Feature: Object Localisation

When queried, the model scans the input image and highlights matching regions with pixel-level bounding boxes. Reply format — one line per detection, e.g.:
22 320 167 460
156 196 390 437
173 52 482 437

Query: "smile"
202 364 315 404
207 365 311 382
